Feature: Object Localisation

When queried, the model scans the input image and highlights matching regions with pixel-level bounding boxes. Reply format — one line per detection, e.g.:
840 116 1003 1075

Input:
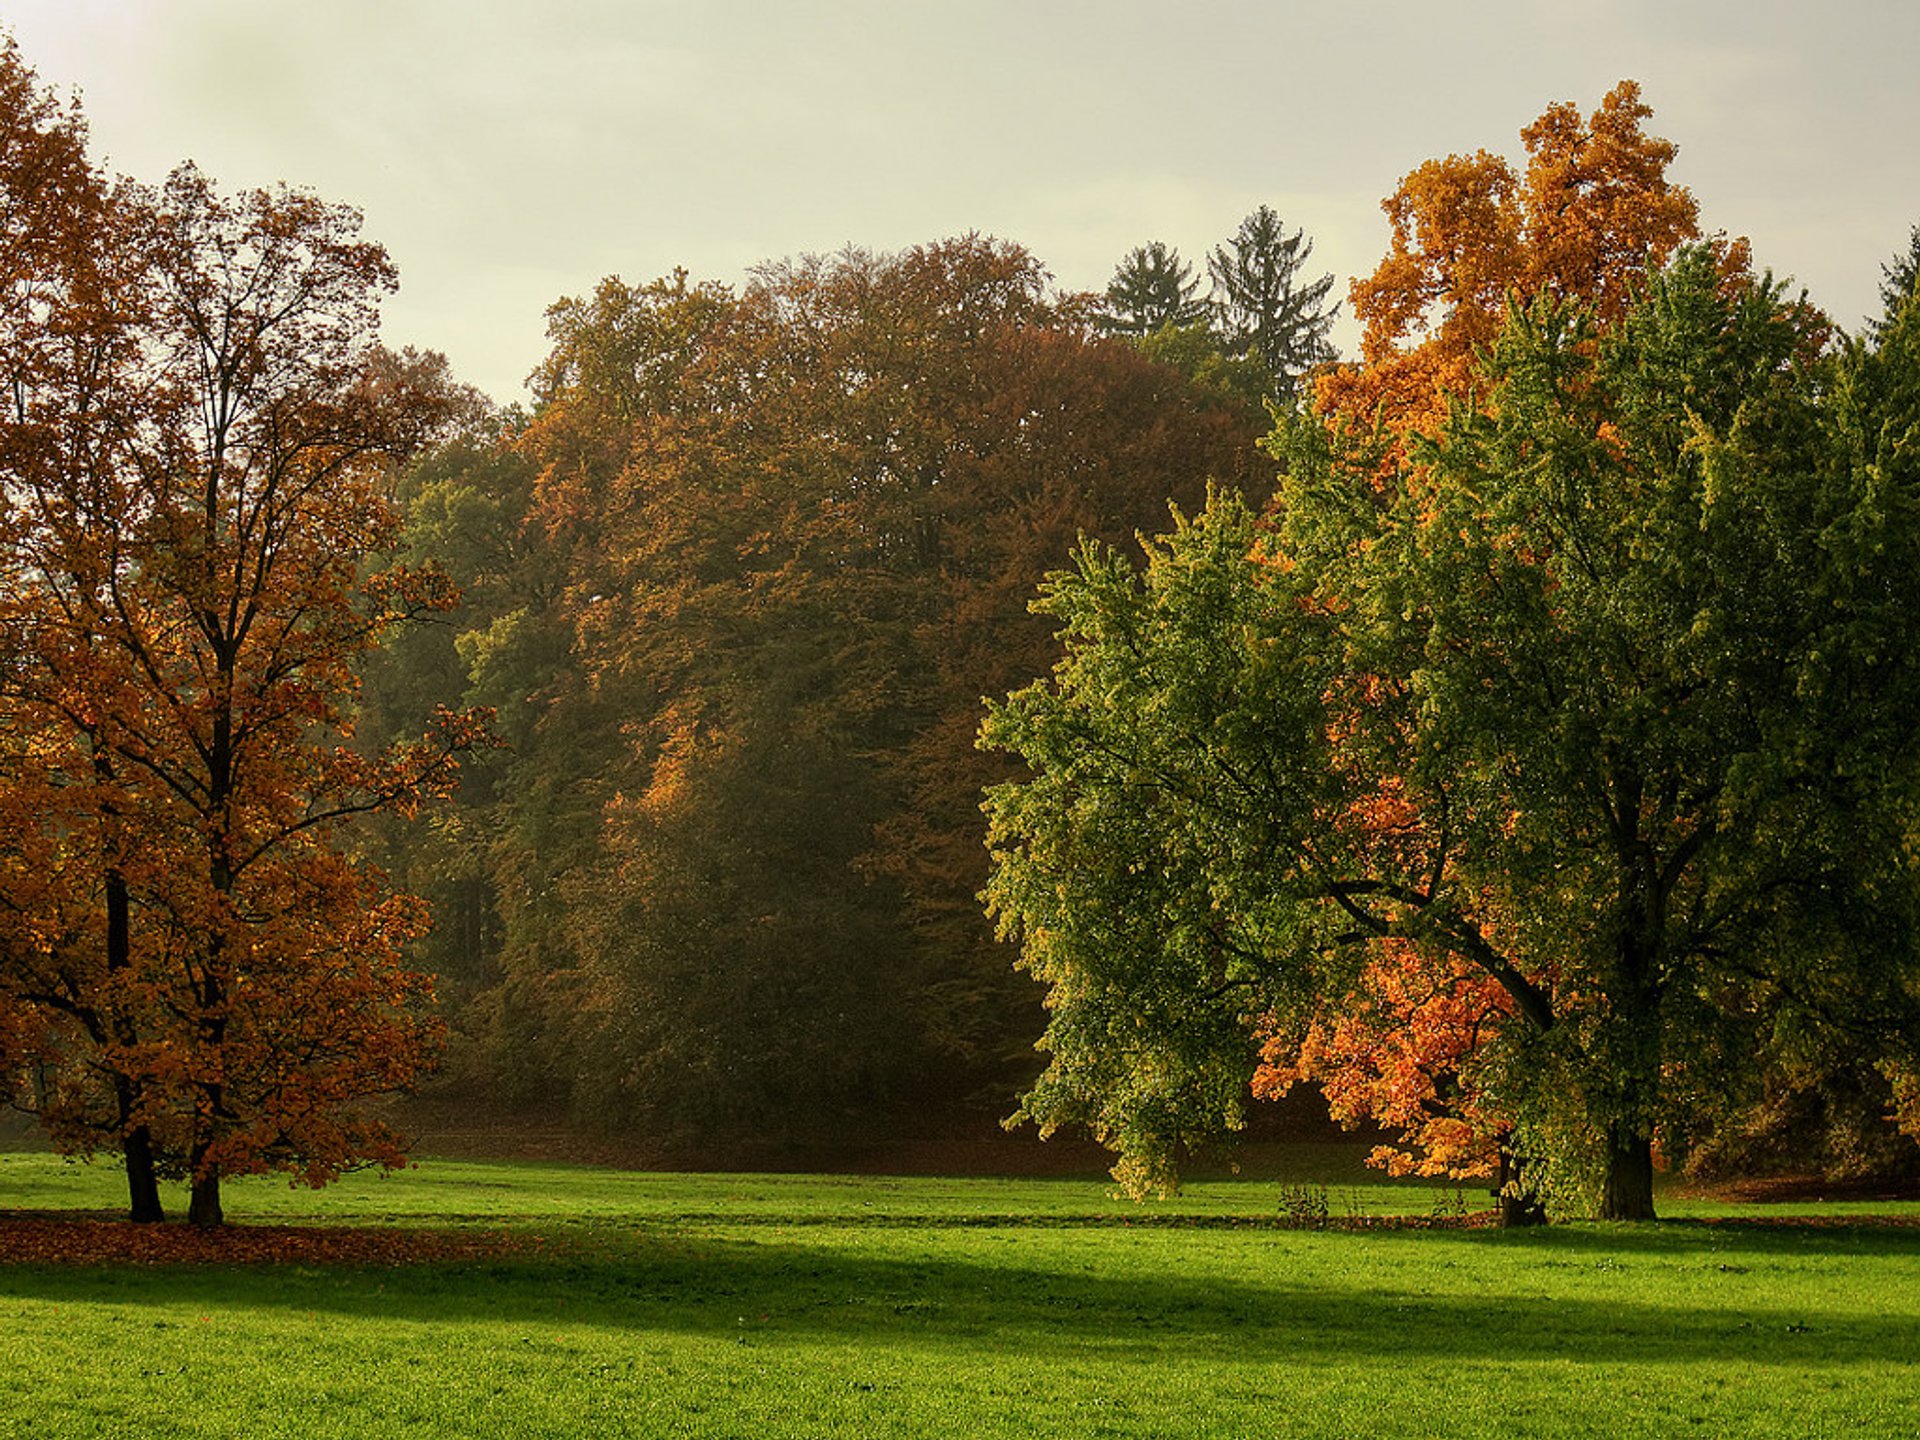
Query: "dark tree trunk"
115 1076 165 1224
105 869 164 1223
1599 1122 1657 1220
124 1127 165 1224
1494 1130 1548 1227
187 1168 223 1228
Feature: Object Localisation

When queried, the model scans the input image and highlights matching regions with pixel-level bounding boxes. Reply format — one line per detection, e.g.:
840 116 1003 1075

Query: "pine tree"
1207 205 1338 393
1876 223 1920 333
1100 241 1208 336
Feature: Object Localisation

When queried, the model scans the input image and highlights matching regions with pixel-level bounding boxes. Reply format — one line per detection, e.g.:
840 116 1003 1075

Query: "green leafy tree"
1206 205 1338 392
1877 222 1920 333
983 250 1920 1218
1130 320 1276 427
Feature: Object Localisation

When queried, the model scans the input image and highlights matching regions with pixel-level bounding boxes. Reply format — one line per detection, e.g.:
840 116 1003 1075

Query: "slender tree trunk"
185 685 237 1233
104 867 164 1223
1599 1122 1656 1220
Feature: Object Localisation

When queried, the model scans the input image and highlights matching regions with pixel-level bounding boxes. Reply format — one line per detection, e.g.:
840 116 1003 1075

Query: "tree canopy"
983 240 1920 1219
0 40 481 1224
1099 241 1210 337
1317 80 1704 441
364 238 1274 1148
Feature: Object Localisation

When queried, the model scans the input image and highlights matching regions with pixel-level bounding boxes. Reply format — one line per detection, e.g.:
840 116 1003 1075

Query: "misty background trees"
358 240 1273 1152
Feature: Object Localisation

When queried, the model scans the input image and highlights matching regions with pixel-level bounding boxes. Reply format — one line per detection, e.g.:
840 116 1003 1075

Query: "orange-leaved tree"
0 33 180 1221
0 36 485 1225
1315 80 1702 442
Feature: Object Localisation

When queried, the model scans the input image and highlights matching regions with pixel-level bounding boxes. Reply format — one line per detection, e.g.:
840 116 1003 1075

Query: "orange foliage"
1257 942 1517 1179
1316 80 1700 439
0 39 483 1222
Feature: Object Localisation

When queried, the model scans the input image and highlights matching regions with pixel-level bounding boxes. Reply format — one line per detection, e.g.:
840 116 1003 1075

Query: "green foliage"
1131 320 1277 425
984 249 1920 1213
1100 210 1340 408
983 491 1346 1196
1876 223 1920 334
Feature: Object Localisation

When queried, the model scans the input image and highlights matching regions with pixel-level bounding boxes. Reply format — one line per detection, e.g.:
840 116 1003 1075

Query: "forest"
4 34 1920 1231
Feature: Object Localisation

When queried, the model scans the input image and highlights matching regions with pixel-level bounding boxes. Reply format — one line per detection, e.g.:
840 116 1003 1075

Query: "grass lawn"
2 1150 1918 1438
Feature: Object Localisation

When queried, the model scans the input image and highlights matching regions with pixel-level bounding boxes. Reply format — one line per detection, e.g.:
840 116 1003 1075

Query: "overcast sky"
6 0 1915 403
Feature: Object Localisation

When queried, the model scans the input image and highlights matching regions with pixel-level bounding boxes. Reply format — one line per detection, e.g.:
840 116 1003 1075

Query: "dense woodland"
3 34 1919 1225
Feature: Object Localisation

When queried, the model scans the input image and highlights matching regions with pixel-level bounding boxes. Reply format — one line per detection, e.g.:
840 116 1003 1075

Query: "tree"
1100 241 1209 337
0 60 481 1224
0 34 172 1220
1877 223 1920 334
1316 80 1702 440
1206 205 1338 393
387 238 1272 1147
983 250 1920 1219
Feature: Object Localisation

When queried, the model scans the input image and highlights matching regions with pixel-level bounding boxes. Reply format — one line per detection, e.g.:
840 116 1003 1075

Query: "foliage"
1100 209 1341 406
0 41 481 1224
1206 204 1339 392
1877 222 1920 334
983 249 1920 1218
1317 80 1704 439
1129 320 1276 424
1099 240 1209 336
370 238 1273 1145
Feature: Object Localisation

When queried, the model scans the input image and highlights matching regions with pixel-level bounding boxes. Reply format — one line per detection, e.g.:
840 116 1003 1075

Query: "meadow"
2 1149 1918 1438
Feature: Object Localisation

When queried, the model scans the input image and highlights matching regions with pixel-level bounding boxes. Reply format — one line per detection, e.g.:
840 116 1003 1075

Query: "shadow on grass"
2 1222 1915 1370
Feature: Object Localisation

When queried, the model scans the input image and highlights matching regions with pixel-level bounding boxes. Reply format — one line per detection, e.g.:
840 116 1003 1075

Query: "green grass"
4 1151 1919 1438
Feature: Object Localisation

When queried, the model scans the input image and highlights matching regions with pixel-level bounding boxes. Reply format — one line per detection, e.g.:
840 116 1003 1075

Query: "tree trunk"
187 1171 223 1228
1599 1122 1656 1220
124 1128 165 1224
105 870 164 1223
1494 1130 1548 1227
116 1078 164 1224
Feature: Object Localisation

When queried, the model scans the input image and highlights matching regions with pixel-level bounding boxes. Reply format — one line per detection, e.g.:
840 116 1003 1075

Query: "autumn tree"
1206 205 1338 393
0 37 480 1226
983 250 1920 1219
0 34 173 1220
1267 81 1723 1209
380 239 1271 1146
1317 80 1700 439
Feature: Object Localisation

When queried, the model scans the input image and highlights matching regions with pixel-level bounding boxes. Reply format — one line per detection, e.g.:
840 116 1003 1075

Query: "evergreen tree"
1207 205 1338 393
1100 241 1208 336
1876 223 1920 333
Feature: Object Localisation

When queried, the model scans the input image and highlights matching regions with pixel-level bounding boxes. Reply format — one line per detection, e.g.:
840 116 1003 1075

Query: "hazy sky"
6 1 1915 403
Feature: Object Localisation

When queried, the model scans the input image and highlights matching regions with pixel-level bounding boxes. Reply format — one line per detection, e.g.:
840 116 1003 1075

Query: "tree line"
358 245 1274 1151
4 32 1918 1226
